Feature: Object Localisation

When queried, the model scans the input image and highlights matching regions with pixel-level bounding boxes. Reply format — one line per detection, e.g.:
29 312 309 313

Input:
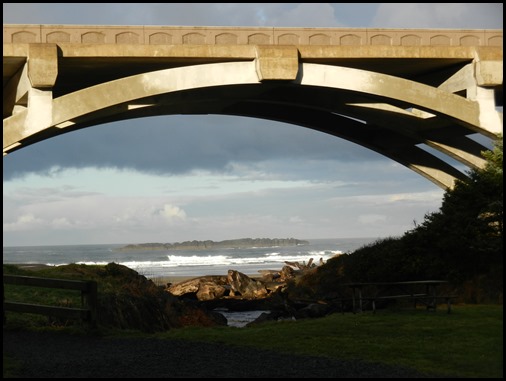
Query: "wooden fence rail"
3 274 98 326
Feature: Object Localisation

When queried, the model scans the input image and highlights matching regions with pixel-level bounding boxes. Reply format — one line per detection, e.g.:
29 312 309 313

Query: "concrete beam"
255 46 299 81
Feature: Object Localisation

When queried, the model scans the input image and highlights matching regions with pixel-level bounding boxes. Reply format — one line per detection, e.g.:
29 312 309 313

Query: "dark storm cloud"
3 115 382 181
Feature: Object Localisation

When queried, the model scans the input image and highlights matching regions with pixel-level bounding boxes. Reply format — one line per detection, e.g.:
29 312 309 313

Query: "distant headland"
116 238 309 251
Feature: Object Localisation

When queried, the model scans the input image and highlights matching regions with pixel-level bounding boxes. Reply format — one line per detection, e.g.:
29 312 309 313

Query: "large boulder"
227 270 269 299
196 281 228 301
166 275 229 300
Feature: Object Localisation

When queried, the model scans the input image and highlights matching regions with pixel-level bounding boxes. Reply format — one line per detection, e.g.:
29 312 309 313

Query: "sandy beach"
7 263 53 271
7 263 260 286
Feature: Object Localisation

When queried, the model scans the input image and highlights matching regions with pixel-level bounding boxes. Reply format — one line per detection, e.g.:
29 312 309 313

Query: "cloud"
3 3 499 246
3 3 502 29
3 115 384 181
2 3 340 28
50 217 73 229
3 213 45 231
159 204 187 221
371 3 503 28
263 3 339 27
357 214 388 225
145 3 344 28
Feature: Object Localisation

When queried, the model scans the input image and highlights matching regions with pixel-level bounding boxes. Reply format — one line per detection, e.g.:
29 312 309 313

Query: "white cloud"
159 204 187 221
357 214 388 225
3 214 44 231
2 163 446 245
50 217 73 229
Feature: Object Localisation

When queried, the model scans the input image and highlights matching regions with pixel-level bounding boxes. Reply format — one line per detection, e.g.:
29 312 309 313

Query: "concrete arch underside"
3 61 499 190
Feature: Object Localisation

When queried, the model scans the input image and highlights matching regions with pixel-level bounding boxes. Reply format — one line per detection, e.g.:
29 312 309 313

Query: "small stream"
214 309 270 328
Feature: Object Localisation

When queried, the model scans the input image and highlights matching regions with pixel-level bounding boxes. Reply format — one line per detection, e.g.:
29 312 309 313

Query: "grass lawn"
3 264 503 378
153 304 503 378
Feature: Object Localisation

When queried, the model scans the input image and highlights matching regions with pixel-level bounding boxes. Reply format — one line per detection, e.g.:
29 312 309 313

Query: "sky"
2 3 503 246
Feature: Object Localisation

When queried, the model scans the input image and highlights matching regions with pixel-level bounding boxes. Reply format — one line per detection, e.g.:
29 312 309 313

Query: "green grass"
3 266 87 329
6 304 500 378
152 304 503 378
3 265 503 378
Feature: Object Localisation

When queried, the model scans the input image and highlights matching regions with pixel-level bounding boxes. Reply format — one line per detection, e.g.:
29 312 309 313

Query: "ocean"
3 237 379 280
3 237 380 327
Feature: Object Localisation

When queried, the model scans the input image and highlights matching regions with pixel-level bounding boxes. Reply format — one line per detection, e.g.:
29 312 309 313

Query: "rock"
257 269 281 282
196 281 228 301
279 265 297 281
174 300 228 327
227 270 268 299
117 238 310 252
294 302 330 319
166 275 228 297
263 281 286 293
166 278 200 295
245 311 278 326
246 309 296 327
163 256 332 326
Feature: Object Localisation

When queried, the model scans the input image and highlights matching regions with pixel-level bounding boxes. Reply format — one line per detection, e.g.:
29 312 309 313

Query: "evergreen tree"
298 134 503 303
415 134 503 282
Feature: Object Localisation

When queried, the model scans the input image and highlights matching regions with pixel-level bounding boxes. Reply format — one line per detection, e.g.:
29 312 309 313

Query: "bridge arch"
3 61 497 190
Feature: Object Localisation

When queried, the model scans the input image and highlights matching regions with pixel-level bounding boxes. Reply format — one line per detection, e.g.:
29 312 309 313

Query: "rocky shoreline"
116 237 309 251
164 257 336 327
6 257 334 330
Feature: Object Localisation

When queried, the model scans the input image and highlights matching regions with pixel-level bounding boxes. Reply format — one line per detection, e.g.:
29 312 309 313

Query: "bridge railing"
3 24 502 47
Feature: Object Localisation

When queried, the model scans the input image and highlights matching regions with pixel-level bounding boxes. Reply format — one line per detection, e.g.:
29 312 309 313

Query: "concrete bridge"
3 25 503 189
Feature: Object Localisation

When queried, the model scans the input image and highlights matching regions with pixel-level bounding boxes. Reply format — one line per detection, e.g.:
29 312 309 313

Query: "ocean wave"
4 238 376 279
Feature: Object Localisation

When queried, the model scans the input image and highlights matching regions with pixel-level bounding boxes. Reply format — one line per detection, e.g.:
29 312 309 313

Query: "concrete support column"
475 61 503 88
438 61 502 137
25 88 54 134
475 86 503 136
472 52 503 136
25 43 58 134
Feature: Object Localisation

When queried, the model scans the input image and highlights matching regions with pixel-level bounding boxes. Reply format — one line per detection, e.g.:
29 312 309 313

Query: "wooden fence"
3 274 98 326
